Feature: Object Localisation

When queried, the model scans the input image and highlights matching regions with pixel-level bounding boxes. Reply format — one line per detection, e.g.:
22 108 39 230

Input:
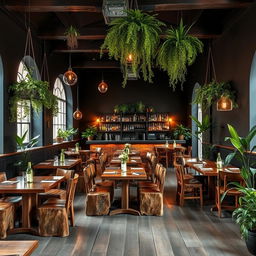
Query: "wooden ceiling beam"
4 0 253 13
73 61 120 69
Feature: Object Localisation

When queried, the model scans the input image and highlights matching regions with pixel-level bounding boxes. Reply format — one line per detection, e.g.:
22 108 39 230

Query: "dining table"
0 240 38 256
113 150 141 157
110 156 143 166
33 158 81 172
0 176 65 235
102 167 147 216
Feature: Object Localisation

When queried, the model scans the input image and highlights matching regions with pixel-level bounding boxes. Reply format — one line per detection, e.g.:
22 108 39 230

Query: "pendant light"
217 96 233 111
98 72 108 93
73 83 82 120
63 52 77 86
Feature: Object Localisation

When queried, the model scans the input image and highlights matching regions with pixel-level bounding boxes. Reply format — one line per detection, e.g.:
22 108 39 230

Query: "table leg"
109 180 141 216
166 151 168 168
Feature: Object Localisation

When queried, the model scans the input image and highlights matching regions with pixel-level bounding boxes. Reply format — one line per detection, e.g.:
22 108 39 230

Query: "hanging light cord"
204 43 217 84
69 52 72 69
76 83 79 109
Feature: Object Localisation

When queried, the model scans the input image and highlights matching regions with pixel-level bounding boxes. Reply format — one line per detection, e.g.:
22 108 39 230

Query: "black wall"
78 69 191 130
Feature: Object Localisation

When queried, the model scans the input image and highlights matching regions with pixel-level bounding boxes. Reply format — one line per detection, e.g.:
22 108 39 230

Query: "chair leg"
180 187 184 207
235 196 239 208
69 205 75 227
199 187 203 208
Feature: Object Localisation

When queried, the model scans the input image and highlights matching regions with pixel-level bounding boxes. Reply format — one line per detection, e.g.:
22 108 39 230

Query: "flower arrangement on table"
118 152 129 164
124 143 131 154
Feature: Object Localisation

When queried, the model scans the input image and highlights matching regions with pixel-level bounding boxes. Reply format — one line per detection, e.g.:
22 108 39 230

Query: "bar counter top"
86 140 186 145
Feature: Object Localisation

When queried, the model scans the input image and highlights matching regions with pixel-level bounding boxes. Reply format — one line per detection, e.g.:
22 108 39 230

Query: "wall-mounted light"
217 96 233 111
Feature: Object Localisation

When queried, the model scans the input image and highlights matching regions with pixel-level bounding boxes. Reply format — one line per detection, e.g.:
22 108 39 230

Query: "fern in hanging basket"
64 25 80 49
9 71 58 122
101 9 165 87
157 19 203 91
192 80 238 110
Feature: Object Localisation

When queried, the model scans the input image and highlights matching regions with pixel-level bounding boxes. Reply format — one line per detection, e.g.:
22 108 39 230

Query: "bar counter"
86 140 186 156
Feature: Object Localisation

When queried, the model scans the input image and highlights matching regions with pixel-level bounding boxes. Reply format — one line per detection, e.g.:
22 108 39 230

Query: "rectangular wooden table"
0 176 65 234
33 159 81 172
113 150 141 157
102 167 147 216
0 240 38 256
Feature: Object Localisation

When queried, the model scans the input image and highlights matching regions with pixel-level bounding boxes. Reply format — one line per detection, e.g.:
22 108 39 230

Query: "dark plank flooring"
6 170 250 256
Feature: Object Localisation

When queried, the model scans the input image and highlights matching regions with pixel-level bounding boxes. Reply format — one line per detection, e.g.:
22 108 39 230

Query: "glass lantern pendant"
217 96 233 111
73 108 83 120
63 67 77 86
98 80 108 93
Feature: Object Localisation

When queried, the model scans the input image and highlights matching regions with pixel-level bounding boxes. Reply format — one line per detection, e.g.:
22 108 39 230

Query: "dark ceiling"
1 0 254 69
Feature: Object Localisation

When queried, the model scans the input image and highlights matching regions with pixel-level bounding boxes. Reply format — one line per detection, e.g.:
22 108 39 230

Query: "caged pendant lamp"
63 53 77 86
98 73 108 93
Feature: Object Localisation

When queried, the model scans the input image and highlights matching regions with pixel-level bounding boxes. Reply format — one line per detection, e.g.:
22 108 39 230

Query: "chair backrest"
155 147 166 156
65 174 79 211
83 164 94 193
175 165 185 186
0 172 7 182
173 153 185 167
154 163 163 184
56 169 73 179
79 150 89 163
99 152 108 174
186 146 192 157
218 170 243 191
157 166 166 193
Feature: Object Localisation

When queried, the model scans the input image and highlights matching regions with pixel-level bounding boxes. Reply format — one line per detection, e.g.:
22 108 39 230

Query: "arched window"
250 52 256 148
53 78 67 139
192 83 203 158
0 56 3 153
17 61 31 143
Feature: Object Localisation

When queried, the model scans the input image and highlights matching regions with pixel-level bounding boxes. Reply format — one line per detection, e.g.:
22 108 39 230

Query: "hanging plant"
192 80 238 110
101 9 165 87
64 25 80 49
9 71 58 122
157 19 203 91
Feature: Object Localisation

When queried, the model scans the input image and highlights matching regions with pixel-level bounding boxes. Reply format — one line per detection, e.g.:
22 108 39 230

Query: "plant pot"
56 137 64 143
245 230 256 255
87 136 93 141
179 135 185 140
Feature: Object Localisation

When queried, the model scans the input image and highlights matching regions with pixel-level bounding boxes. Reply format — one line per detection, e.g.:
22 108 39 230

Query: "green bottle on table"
26 162 33 183
60 149 65 163
216 152 223 171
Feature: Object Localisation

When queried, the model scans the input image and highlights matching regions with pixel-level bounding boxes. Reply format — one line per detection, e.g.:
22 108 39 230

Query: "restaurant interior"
0 0 256 255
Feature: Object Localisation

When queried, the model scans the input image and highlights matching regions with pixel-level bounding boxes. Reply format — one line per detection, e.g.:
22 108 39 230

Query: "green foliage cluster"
173 124 191 140
57 128 78 140
223 124 256 239
9 71 58 122
64 25 80 49
193 80 238 110
101 9 165 87
114 101 152 114
81 126 97 138
157 19 203 90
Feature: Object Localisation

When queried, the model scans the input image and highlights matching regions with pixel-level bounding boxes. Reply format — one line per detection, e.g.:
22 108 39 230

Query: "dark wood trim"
0 140 79 159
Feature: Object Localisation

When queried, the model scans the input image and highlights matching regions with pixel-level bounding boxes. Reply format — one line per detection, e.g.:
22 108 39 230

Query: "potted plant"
173 124 191 140
224 124 256 255
82 126 97 141
101 9 165 87
192 80 238 110
56 128 78 143
15 130 40 174
64 25 80 49
157 19 203 91
9 71 58 122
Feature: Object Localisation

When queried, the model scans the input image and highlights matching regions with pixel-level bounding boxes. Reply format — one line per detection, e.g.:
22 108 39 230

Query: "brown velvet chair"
38 174 79 237
215 170 243 217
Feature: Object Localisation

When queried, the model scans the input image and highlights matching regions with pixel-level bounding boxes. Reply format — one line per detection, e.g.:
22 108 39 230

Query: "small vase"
121 162 127 174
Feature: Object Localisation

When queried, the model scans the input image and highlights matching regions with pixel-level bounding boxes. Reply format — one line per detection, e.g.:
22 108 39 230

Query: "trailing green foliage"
101 9 165 87
173 124 191 140
113 101 147 114
157 19 203 90
193 80 238 110
9 71 58 122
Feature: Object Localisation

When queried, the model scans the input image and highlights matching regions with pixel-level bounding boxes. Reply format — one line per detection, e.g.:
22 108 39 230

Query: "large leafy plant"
157 19 203 90
57 128 78 140
101 9 165 87
82 126 97 138
193 80 238 110
173 124 191 140
223 124 256 239
9 71 58 122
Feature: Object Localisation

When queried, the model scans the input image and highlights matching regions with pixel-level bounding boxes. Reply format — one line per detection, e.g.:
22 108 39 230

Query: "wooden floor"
6 170 250 256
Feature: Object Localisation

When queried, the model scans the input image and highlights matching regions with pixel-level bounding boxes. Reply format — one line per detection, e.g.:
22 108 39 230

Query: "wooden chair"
155 147 168 167
38 169 74 203
216 170 243 217
0 202 14 239
139 165 166 216
83 164 110 216
183 146 192 158
173 154 194 180
79 150 91 169
175 165 203 207
38 174 79 237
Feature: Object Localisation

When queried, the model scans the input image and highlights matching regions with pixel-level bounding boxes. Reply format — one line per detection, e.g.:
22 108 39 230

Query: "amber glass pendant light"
98 72 108 93
63 53 77 86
